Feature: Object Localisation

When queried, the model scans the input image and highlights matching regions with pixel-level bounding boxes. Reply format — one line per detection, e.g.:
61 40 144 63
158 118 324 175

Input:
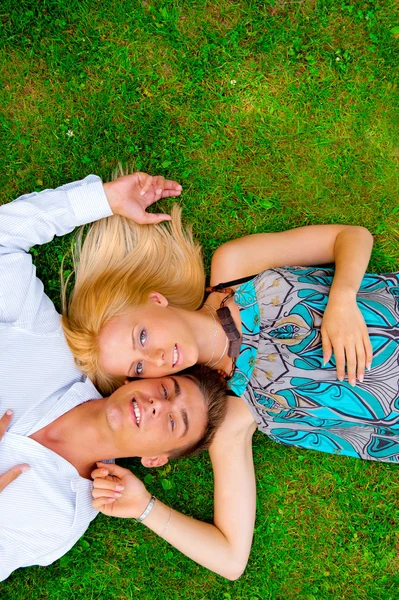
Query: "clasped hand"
91 462 151 518
103 172 182 224
0 410 29 493
321 295 373 385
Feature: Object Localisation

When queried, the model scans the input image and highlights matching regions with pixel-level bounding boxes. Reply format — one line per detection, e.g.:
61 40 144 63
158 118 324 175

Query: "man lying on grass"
0 172 227 581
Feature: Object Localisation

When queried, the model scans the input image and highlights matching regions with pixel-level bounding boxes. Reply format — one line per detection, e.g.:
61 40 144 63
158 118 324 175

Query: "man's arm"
0 172 182 328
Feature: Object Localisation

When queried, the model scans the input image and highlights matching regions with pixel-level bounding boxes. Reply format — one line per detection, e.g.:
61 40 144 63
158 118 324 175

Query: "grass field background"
1 0 399 598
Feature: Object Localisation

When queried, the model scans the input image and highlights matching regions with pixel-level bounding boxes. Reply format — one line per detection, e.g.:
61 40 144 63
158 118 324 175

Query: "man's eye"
136 361 144 376
139 329 147 346
170 415 175 432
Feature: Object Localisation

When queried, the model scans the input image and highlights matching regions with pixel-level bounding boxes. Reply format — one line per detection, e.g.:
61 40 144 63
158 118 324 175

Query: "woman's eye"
139 329 147 346
170 415 175 432
162 384 168 399
136 361 144 376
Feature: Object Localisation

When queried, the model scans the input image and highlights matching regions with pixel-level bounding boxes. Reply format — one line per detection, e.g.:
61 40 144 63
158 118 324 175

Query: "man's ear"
141 455 169 468
148 292 168 308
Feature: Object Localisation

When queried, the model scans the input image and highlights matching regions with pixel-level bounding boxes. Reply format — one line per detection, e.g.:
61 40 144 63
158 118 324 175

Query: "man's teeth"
132 400 141 425
173 345 178 367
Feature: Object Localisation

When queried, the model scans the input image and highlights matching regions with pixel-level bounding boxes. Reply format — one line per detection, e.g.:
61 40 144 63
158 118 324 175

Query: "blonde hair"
62 204 205 395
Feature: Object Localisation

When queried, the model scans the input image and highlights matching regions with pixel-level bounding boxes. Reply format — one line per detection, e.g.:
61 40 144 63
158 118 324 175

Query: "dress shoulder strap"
211 273 257 292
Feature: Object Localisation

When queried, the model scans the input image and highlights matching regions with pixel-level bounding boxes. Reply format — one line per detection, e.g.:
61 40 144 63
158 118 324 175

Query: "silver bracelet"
136 495 156 522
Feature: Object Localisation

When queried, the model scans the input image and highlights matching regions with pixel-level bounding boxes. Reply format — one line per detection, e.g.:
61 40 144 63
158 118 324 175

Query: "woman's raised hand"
0 410 29 493
103 172 182 224
321 294 373 386
91 462 152 518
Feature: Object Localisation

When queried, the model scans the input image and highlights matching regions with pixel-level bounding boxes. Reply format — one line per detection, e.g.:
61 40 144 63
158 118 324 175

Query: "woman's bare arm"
92 396 257 580
210 224 374 384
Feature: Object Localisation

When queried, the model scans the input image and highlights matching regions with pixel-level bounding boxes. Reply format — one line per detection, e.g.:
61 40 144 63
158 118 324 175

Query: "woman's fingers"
92 487 122 500
355 341 366 383
364 332 373 371
345 344 357 386
333 344 346 382
321 332 332 366
92 497 115 510
93 478 124 492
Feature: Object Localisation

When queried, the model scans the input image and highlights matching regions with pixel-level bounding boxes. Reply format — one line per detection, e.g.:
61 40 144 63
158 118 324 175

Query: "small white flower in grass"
336 57 340 61
230 79 237 85
67 129 74 137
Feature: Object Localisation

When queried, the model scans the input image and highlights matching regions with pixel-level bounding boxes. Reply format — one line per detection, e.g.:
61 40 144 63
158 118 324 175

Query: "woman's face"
98 294 199 379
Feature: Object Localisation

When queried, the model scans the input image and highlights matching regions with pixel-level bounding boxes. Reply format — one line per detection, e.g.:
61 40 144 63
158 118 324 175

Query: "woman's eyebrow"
128 328 136 375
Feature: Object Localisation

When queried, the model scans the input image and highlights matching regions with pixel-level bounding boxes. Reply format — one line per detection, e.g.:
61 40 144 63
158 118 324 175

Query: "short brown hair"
167 365 229 460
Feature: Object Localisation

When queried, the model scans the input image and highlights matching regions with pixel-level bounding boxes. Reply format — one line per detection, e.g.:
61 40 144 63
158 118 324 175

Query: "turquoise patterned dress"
228 267 399 463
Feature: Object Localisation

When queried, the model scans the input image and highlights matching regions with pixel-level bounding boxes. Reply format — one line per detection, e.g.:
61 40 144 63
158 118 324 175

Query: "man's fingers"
95 462 131 479
0 464 29 493
142 213 172 224
164 179 182 191
138 173 153 197
92 497 115 511
92 487 122 500
92 478 124 491
160 189 182 198
0 409 13 438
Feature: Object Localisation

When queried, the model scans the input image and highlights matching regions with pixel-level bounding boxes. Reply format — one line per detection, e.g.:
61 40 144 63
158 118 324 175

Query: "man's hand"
91 462 151 518
0 410 29 493
321 295 373 386
103 172 182 224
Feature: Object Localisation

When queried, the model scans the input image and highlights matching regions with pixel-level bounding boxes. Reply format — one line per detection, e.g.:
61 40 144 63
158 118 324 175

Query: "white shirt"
0 176 113 581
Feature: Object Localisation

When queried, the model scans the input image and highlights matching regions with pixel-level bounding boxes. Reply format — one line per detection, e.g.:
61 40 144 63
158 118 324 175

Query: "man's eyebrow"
170 377 188 437
170 377 181 397
180 408 189 438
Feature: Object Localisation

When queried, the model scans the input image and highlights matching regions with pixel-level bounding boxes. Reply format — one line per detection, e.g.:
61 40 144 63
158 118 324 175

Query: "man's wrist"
103 182 120 215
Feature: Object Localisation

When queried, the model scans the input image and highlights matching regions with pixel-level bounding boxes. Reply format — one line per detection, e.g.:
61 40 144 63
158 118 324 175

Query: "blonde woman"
63 176 399 578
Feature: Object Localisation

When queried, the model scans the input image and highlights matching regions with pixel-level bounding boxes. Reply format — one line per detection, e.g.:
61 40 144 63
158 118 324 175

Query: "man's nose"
147 348 165 367
149 396 168 417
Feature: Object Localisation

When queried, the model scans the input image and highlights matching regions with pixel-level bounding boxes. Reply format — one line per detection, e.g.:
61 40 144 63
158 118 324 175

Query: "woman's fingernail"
21 465 30 472
156 188 162 194
114 492 122 498
115 484 124 491
6 409 13 416
366 363 371 371
140 190 146 196
358 374 364 383
350 380 356 387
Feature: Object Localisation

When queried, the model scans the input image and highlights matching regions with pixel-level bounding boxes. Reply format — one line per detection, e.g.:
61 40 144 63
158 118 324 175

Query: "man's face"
104 375 207 464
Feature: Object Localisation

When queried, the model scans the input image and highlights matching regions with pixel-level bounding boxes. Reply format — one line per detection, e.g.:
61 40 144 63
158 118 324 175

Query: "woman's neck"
171 292 242 372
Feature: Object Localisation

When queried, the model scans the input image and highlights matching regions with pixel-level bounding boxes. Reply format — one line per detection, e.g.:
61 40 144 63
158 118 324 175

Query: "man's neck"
30 399 117 479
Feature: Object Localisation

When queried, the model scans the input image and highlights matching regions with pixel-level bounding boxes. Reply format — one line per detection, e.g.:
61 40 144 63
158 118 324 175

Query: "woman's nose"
147 348 165 367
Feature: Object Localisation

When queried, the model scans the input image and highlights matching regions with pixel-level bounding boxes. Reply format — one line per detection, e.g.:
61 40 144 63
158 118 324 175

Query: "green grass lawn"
1 0 399 598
